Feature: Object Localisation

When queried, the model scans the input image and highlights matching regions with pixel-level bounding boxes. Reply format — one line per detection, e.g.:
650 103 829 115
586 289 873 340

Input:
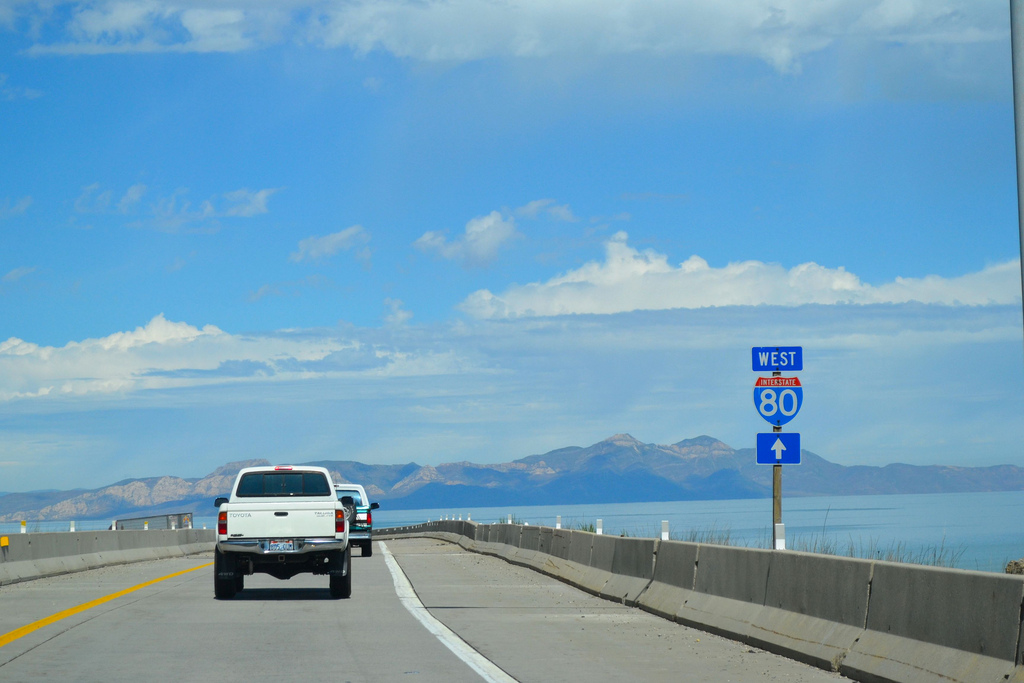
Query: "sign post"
752 346 803 550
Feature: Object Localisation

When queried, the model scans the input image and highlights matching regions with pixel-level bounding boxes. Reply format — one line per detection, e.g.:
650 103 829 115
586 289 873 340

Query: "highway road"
0 537 850 682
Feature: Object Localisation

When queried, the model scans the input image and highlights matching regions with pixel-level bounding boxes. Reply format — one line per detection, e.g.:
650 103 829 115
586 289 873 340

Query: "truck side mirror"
214 497 228 508
370 502 380 510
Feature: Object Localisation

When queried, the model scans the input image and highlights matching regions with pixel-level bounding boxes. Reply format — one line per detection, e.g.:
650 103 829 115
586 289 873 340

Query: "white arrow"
771 438 786 462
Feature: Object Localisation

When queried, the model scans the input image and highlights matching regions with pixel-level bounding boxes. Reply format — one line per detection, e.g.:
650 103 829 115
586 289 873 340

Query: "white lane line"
379 541 518 683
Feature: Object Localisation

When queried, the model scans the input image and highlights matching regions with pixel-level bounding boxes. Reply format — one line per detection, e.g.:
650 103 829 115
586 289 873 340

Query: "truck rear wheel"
214 549 237 600
361 542 373 557
329 548 352 599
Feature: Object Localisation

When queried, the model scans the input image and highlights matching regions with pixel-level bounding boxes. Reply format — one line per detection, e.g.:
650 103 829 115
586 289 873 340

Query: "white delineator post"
556 515 562 529
507 514 512 524
596 519 603 535
774 523 786 550
69 521 75 532
144 521 149 530
661 520 669 541
20 521 26 534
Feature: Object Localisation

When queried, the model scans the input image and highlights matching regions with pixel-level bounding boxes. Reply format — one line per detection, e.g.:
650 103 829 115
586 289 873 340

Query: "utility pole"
1010 1 1024 348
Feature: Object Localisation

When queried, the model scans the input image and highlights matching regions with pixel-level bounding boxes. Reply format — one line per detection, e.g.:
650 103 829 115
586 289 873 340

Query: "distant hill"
2 434 1023 521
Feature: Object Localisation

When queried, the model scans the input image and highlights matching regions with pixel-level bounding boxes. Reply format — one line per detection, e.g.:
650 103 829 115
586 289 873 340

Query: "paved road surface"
0 537 850 682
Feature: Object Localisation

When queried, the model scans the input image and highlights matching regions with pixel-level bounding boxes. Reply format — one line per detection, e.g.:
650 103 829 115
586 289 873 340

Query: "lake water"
5 490 1022 573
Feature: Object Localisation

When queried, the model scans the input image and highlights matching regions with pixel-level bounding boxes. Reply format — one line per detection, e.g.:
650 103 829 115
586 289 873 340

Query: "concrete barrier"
842 562 1024 683
636 540 698 620
377 520 1024 683
572 533 616 595
0 529 215 585
536 529 593 586
550 528 572 560
512 526 549 572
752 550 872 670
520 526 541 551
674 544 772 643
601 537 656 605
538 527 553 556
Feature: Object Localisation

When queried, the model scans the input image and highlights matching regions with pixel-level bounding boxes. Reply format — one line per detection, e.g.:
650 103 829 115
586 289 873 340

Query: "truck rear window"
336 489 363 505
235 472 332 497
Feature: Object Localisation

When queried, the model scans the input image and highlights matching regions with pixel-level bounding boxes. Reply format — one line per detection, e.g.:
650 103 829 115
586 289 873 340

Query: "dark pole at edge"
1011 1 1024 348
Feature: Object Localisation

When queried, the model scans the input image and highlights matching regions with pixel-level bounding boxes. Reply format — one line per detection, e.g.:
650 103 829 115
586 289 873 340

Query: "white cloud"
0 195 32 219
460 231 1022 318
0 73 42 101
2 267 36 283
516 198 578 222
89 313 222 350
415 210 519 267
139 186 280 231
248 283 282 303
74 183 112 213
13 1 1004 74
221 187 278 217
290 225 370 263
117 183 147 212
384 298 412 325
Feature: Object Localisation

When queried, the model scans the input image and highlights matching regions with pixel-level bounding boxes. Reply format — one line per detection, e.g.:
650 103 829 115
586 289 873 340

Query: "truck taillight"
336 509 346 534
366 511 372 526
218 510 227 535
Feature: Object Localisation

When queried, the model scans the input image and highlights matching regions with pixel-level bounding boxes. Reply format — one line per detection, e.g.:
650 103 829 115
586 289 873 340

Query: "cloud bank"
10 1 1005 73
460 232 1022 318
0 313 462 401
2 300 1022 493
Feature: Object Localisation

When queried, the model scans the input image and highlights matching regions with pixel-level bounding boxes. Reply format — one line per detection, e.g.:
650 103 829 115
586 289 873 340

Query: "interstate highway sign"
756 432 801 465
751 346 803 372
754 376 803 426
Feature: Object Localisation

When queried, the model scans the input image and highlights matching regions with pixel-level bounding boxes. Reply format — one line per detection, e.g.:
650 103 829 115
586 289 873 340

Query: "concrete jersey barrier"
378 521 1024 683
0 529 216 585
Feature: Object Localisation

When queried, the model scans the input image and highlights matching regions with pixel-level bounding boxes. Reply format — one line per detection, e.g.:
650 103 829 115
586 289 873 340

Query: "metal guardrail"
0 512 195 534
113 513 194 531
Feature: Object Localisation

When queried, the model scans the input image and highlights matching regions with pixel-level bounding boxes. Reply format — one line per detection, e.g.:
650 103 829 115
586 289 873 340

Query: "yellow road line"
0 562 213 648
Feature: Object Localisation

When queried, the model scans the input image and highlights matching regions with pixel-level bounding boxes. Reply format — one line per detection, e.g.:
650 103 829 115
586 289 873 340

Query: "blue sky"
1 0 1022 492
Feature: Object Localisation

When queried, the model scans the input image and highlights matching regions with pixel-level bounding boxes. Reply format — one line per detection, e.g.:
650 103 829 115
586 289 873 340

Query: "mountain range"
2 434 1023 521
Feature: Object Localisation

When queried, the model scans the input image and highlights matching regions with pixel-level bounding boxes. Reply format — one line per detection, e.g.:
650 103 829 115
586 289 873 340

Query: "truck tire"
329 548 352 599
362 542 373 557
213 549 237 600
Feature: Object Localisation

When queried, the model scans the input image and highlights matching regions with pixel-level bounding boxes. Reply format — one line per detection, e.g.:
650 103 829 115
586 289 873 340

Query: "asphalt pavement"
0 538 851 682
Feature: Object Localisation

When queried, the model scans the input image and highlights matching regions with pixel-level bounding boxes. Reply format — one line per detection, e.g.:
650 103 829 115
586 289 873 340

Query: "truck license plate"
269 540 294 552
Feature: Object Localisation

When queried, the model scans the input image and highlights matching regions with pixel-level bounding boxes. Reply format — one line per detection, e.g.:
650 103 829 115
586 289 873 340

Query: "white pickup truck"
214 465 352 599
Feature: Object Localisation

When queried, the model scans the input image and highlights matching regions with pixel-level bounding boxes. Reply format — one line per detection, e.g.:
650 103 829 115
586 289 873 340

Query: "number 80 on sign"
753 376 803 427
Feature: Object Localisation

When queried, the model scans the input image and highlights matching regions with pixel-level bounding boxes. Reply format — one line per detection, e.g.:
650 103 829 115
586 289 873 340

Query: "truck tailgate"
225 502 337 538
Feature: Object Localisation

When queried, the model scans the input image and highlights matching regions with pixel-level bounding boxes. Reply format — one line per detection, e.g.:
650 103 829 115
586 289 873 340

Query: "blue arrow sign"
756 432 800 465
753 376 803 426
752 346 803 372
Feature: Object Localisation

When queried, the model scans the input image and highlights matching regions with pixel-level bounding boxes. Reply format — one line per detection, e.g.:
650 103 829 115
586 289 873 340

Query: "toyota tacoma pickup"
214 465 352 599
